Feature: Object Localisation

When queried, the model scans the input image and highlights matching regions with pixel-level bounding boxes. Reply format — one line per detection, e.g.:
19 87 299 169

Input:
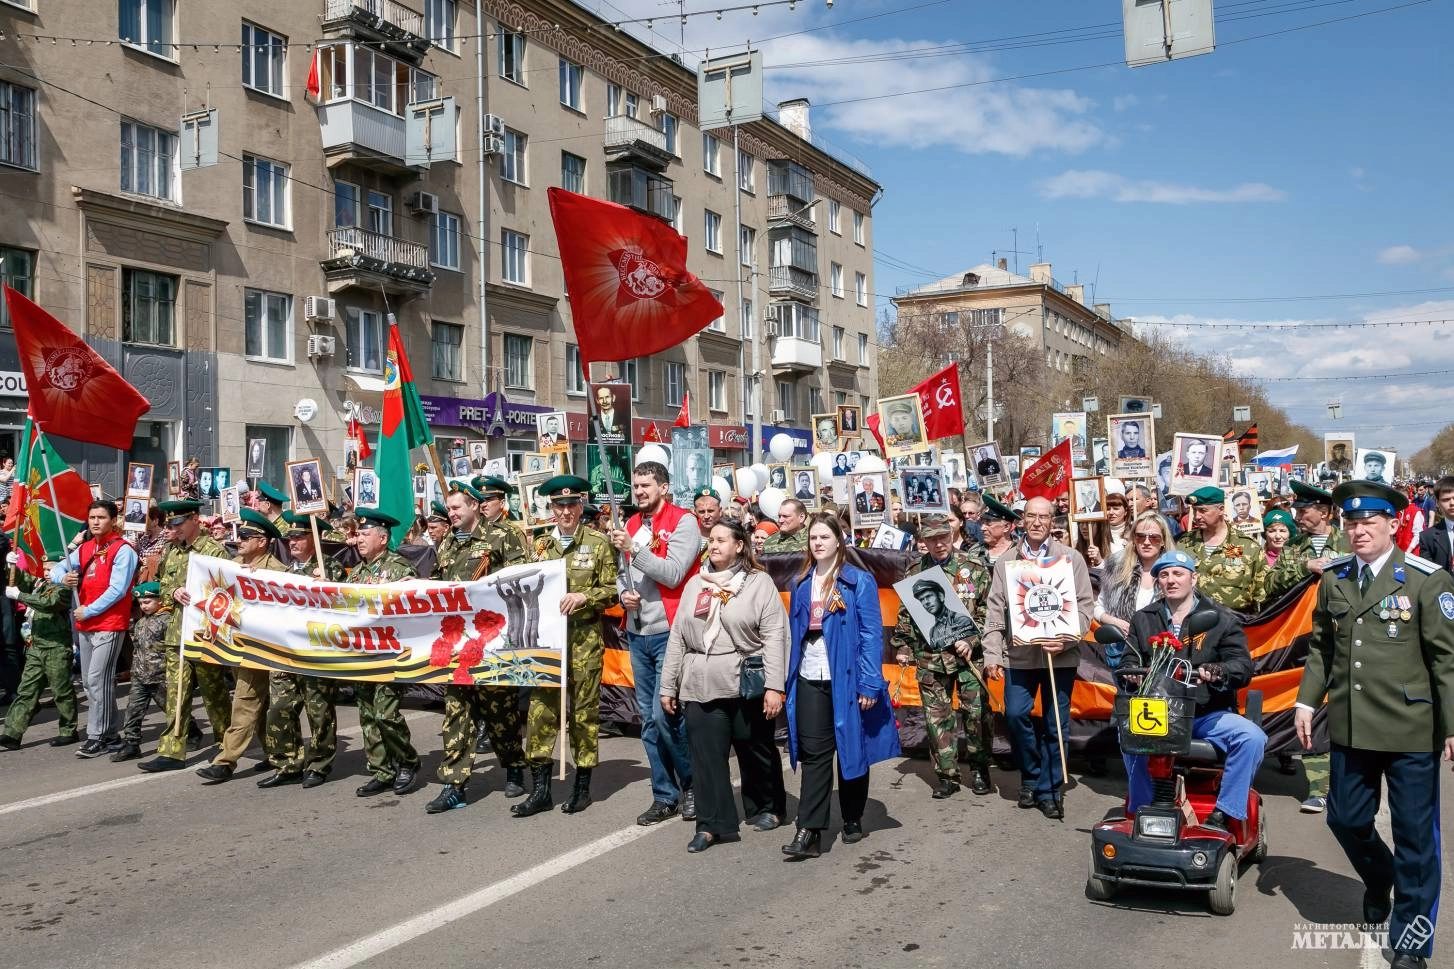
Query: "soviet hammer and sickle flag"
4 286 151 450
548 188 724 371
910 362 966 442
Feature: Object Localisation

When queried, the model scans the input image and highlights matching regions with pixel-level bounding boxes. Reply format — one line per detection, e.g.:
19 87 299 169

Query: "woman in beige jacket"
661 519 789 853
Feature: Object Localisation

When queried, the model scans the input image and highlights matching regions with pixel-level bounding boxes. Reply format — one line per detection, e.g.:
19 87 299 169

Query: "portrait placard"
789 466 820 506
812 413 841 453
126 462 154 499
536 411 569 455
287 458 328 515
1224 486 1262 537
671 448 715 507
1051 412 1088 464
1108 412 1154 480
968 441 1008 489
847 471 888 529
124 495 151 527
589 383 632 446
167 461 181 496
892 566 978 644
836 405 862 436
1323 433 1355 477
877 393 928 458
353 467 380 509
1070 476 1106 521
219 486 242 523
1005 557 1082 645
1352 448 1395 484
900 467 948 514
1170 433 1219 496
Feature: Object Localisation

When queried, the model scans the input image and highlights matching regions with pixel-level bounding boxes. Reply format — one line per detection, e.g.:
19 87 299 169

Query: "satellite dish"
294 398 319 424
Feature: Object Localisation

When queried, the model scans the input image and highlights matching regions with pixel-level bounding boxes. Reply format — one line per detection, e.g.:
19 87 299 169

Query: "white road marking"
0 710 435 817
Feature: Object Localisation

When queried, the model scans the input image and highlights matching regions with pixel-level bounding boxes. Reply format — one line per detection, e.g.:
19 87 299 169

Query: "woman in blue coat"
783 513 901 858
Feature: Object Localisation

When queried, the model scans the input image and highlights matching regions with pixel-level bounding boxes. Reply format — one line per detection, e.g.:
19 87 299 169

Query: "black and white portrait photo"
287 458 328 515
246 438 267 480
892 566 978 647
901 467 948 514
1353 448 1395 484
124 496 149 525
354 467 380 509
126 462 154 499
589 382 632 446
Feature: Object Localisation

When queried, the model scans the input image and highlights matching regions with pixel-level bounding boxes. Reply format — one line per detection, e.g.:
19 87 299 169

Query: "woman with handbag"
783 513 901 858
660 520 788 853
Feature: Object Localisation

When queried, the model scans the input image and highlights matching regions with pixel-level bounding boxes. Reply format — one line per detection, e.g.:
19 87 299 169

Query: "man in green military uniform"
1295 481 1454 969
424 501 451 546
474 476 533 774
259 511 348 789
473 475 532 565
763 499 810 555
0 564 77 749
255 481 290 531
513 476 620 817
139 500 233 772
1176 486 1266 613
347 509 423 797
893 514 995 798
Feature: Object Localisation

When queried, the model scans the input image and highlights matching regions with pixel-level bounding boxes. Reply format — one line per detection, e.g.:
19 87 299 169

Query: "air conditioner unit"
407 191 439 217
483 113 506 136
306 334 337 358
764 318 780 338
649 93 668 115
482 134 504 156
769 409 786 424
302 296 336 322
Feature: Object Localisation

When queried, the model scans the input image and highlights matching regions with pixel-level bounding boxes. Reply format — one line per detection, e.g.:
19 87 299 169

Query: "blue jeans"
1004 665 1076 802
627 630 693 804
1123 709 1267 819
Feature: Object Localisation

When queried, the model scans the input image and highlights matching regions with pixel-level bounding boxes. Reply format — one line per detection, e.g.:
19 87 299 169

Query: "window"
0 81 36 171
561 152 586 193
498 30 525 84
828 199 841 234
659 113 677 155
501 229 529 284
832 326 845 360
606 84 638 119
738 149 754 192
367 190 392 235
425 0 456 52
704 210 722 254
741 298 754 340
830 262 844 298
0 247 35 327
776 380 795 420
808 386 823 415
853 210 865 245
502 335 532 387
834 391 847 406
345 308 383 373
621 358 641 401
702 133 720 177
241 23 286 97
664 362 685 406
122 269 177 346
565 344 586 394
855 271 868 307
558 58 583 111
119 0 174 58
333 180 361 227
243 289 291 362
858 332 869 364
501 128 527 185
432 321 463 381
670 195 683 234
339 45 436 115
707 371 726 412
430 211 461 270
707 289 725 332
739 225 755 267
120 119 176 202
242 154 289 228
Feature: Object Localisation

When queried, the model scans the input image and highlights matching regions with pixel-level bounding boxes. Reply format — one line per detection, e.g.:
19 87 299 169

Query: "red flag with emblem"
5 287 150 450
673 390 691 428
909 362 965 441
548 188 723 369
643 421 666 444
1018 438 1073 501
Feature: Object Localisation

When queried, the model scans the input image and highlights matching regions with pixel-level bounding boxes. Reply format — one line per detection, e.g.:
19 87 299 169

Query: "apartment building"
0 0 879 500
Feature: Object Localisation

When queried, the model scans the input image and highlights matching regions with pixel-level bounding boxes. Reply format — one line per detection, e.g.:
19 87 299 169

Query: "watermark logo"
1396 916 1433 953
1290 923 1385 950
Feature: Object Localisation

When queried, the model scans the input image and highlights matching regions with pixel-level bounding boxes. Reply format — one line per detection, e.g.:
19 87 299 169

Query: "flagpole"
379 287 449 496
34 422 72 564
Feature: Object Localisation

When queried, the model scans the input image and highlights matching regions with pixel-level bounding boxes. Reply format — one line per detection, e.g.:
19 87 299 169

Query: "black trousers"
684 696 786 837
795 677 869 832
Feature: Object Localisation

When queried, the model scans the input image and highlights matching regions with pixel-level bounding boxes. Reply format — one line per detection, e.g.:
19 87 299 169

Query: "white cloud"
1376 245 1422 265
1112 94 1140 112
1037 170 1286 204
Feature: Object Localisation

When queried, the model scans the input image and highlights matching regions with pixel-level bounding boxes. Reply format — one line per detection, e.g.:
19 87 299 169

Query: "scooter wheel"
1208 852 1237 915
1085 849 1117 902
1246 805 1268 864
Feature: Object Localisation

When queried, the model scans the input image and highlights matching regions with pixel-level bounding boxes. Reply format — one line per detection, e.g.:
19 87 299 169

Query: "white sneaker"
1300 795 1326 814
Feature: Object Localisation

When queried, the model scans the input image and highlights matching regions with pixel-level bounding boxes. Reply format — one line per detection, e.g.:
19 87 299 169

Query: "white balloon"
733 467 759 497
757 487 786 520
749 463 771 493
854 454 888 473
711 475 734 502
810 452 836 478
768 433 796 463
635 444 669 467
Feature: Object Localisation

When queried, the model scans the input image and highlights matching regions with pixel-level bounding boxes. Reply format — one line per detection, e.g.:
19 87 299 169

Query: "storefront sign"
709 424 749 450
0 370 28 397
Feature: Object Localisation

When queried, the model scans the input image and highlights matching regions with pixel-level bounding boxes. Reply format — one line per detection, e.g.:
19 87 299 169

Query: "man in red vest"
608 460 701 826
50 500 139 758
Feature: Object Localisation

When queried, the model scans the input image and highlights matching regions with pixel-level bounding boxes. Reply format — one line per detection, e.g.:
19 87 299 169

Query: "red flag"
547 188 723 369
305 49 322 103
673 391 691 428
348 417 373 461
864 413 887 453
1018 439 1073 501
643 422 666 444
909 363 965 441
5 287 150 450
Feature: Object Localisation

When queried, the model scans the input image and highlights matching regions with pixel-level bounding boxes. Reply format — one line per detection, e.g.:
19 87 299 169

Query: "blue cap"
1332 480 1407 520
1150 549 1199 576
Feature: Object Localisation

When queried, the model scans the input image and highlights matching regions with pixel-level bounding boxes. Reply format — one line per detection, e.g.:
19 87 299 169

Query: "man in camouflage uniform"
255 481 290 532
1176 486 1266 614
473 476 533 773
139 500 233 772
259 511 347 789
513 476 619 817
0 565 77 749
424 502 451 546
763 499 810 554
893 514 995 798
111 582 169 761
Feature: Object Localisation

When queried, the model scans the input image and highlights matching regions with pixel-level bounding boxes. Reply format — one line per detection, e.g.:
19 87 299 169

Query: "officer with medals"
513 475 620 817
1176 486 1267 613
891 514 995 798
1295 481 1454 969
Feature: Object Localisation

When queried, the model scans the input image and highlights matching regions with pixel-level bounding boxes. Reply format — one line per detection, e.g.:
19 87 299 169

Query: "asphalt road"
1 691 1448 969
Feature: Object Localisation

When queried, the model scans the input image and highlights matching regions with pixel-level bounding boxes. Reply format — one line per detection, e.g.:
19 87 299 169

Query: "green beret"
237 508 281 540
541 475 590 503
426 501 450 523
471 475 514 497
981 494 1020 523
256 481 289 505
1263 508 1297 537
1289 479 1333 508
355 508 400 531
157 499 203 517
447 479 485 502
133 581 162 598
1186 486 1226 507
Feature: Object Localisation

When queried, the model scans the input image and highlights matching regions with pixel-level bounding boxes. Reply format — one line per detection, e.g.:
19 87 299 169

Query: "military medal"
1388 623 1398 638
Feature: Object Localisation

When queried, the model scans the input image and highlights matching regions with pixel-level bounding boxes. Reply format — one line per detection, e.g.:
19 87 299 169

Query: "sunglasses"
1133 532 1163 542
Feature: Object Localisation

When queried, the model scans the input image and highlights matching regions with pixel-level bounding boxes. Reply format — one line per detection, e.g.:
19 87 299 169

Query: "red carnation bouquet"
1137 631 1191 697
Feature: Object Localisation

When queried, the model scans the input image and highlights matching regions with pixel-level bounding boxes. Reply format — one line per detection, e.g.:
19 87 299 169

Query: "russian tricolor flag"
1250 445 1299 467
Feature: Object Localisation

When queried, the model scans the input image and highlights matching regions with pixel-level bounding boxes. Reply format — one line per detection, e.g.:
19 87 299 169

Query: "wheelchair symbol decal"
1129 698 1169 737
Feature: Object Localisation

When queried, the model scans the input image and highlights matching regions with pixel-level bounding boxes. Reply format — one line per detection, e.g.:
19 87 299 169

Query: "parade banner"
179 555 567 686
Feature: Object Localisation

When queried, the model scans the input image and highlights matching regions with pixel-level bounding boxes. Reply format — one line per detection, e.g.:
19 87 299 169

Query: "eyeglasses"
1022 513 1053 523
1133 533 1163 543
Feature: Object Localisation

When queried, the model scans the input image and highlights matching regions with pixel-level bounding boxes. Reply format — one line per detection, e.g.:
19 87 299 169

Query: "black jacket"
1127 596 1252 716
1416 524 1454 574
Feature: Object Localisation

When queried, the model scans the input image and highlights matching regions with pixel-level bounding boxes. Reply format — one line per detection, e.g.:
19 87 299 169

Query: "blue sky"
604 0 1454 459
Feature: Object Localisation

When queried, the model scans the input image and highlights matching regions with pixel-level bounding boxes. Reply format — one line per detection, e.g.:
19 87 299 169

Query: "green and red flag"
375 315 433 547
4 416 92 574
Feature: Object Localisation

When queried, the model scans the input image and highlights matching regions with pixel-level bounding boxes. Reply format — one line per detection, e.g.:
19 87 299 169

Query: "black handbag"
739 653 767 699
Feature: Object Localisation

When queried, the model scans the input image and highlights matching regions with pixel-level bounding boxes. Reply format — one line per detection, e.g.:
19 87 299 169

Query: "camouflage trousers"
120 680 163 744
438 685 524 785
1303 752 1330 798
2 645 78 740
156 649 232 759
524 639 604 768
265 671 338 777
353 682 419 783
915 657 992 781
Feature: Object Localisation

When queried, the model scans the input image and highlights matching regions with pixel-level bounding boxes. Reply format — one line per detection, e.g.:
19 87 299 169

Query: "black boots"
782 828 822 859
503 766 526 798
561 768 593 814
511 764 554 818
970 767 993 796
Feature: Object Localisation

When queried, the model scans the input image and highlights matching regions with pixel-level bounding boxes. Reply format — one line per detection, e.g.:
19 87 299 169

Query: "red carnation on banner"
547 188 723 371
429 615 468 668
1018 438 1073 501
673 390 691 428
4 287 151 450
909 362 965 442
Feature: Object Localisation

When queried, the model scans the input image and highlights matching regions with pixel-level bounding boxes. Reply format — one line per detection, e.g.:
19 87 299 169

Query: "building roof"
898 264 1035 297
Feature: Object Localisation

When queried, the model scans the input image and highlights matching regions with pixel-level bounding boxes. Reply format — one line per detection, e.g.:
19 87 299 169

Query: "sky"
589 0 1454 459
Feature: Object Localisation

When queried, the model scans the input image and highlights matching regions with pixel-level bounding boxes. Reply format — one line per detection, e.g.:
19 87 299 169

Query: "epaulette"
1328 554 1355 577
1403 552 1440 575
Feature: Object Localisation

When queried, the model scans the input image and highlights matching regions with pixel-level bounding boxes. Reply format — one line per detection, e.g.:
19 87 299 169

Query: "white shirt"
799 572 833 680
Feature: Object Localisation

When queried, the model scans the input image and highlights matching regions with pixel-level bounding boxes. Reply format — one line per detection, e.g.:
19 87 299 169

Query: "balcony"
322 0 430 61
771 336 821 374
768 195 816 232
319 99 418 175
322 226 435 296
769 265 818 302
603 115 672 171
768 160 816 231
607 166 674 223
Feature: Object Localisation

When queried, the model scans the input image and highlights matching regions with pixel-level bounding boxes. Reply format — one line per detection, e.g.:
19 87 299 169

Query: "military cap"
235 508 281 540
447 479 486 502
1185 486 1226 507
256 481 290 505
426 501 450 523
471 475 514 497
885 399 915 417
1331 480 1408 520
692 486 721 504
280 510 314 537
1289 479 1333 508
540 475 590 504
355 508 401 532
918 515 956 539
911 578 946 599
157 499 204 523
1150 549 1199 576
982 493 1020 523
133 581 162 598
